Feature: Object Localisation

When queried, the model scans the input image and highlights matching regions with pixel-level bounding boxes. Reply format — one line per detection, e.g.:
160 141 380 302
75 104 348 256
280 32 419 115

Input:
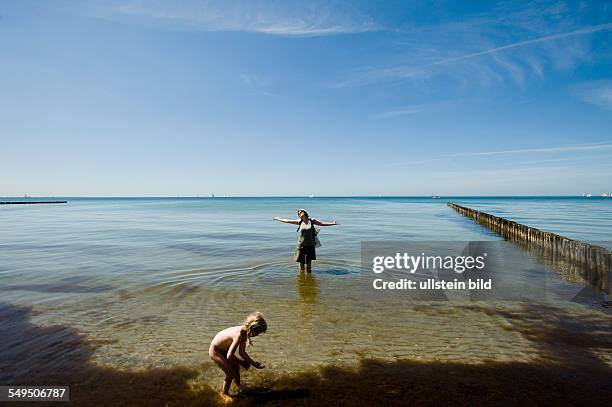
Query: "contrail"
386 143 612 166
433 22 612 65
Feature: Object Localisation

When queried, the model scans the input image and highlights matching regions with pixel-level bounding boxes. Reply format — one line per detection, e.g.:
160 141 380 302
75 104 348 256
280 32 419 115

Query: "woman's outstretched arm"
312 219 338 226
273 217 300 225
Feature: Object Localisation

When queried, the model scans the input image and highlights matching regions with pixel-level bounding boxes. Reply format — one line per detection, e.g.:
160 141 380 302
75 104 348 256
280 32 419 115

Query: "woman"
274 209 337 273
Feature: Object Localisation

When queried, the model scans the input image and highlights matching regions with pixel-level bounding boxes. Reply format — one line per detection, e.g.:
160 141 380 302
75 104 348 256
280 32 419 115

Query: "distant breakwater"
0 201 68 205
448 202 611 294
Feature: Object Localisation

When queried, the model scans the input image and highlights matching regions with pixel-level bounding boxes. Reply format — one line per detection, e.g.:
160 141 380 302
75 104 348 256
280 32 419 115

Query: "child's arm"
239 340 265 369
226 333 250 369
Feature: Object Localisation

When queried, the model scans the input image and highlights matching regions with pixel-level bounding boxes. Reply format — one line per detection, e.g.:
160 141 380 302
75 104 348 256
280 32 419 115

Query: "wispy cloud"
387 142 612 166
375 100 458 118
571 80 612 111
323 65 429 89
448 142 612 157
375 106 428 118
330 1 612 89
82 0 381 37
240 73 283 97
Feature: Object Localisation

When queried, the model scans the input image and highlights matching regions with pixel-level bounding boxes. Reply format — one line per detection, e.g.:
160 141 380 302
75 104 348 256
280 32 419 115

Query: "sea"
1 196 611 403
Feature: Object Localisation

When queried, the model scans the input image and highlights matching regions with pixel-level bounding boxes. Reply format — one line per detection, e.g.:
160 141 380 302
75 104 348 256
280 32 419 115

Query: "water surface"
1 197 611 404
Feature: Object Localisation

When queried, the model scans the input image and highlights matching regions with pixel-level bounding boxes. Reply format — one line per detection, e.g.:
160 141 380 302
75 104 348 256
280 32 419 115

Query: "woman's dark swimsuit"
294 220 316 263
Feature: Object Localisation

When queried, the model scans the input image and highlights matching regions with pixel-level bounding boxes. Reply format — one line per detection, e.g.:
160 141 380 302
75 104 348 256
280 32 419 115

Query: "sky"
1 0 611 196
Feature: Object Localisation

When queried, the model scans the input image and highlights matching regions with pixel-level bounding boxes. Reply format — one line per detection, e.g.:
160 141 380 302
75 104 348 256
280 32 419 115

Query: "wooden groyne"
448 202 611 293
0 201 68 205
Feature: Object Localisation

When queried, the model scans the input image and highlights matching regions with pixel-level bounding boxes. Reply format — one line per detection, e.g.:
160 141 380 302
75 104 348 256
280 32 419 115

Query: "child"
209 312 267 400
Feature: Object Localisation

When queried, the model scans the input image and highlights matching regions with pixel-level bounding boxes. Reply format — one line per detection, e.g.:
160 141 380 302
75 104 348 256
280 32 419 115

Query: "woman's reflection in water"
297 272 319 307
295 273 319 341
296 273 320 342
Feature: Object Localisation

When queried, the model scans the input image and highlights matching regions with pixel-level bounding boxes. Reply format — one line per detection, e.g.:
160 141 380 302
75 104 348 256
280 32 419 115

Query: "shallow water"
1 197 611 405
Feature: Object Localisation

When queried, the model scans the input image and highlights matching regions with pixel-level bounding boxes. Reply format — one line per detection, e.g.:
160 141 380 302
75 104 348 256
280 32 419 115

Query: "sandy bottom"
2 294 611 406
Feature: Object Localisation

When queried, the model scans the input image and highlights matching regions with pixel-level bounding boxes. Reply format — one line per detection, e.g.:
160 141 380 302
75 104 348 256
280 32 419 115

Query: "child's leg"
210 351 235 395
232 362 241 386
298 261 305 273
306 259 312 273
222 372 233 396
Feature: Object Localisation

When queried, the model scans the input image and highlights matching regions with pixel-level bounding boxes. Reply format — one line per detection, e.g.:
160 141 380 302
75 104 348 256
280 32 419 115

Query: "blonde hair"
243 311 267 345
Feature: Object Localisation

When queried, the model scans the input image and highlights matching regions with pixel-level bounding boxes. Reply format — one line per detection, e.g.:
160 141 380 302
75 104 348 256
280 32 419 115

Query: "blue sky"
1 0 611 196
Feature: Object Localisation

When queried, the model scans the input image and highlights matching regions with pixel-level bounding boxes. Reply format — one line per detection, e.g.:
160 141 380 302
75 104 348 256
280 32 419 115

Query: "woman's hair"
297 209 309 218
243 311 267 345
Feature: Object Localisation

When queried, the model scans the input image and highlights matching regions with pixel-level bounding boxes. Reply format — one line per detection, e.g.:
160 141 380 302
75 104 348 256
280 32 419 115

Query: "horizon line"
1 194 604 199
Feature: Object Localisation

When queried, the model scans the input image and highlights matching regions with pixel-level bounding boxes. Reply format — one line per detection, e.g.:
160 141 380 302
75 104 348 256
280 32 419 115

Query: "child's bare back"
208 326 244 357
